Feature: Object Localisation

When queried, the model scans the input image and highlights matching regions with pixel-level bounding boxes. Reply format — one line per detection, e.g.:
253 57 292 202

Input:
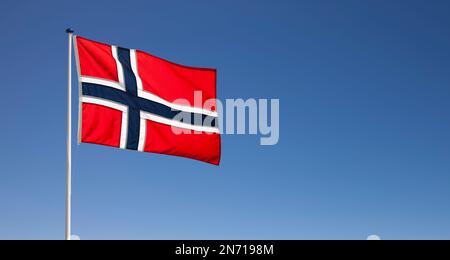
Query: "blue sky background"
1 0 450 240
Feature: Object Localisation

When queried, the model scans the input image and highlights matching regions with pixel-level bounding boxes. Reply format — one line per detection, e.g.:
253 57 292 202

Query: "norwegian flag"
73 36 221 165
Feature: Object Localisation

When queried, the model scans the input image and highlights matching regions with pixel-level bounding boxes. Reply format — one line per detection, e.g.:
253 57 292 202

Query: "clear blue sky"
1 0 450 240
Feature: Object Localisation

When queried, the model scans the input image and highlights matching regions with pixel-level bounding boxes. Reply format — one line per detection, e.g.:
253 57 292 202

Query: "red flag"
74 36 221 165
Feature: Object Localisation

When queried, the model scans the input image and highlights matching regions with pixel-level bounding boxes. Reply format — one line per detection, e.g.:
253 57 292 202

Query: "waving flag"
73 36 221 165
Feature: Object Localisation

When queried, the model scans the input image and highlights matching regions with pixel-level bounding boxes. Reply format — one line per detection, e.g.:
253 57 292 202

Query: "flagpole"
65 28 74 241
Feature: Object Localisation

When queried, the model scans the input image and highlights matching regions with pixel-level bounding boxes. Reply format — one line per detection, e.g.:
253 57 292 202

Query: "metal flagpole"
65 28 74 241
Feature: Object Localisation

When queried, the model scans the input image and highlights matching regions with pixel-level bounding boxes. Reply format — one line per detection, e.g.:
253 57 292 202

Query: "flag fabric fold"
73 36 221 165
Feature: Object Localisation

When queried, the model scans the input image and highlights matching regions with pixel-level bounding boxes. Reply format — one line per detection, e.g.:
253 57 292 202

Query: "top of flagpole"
65 28 74 34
